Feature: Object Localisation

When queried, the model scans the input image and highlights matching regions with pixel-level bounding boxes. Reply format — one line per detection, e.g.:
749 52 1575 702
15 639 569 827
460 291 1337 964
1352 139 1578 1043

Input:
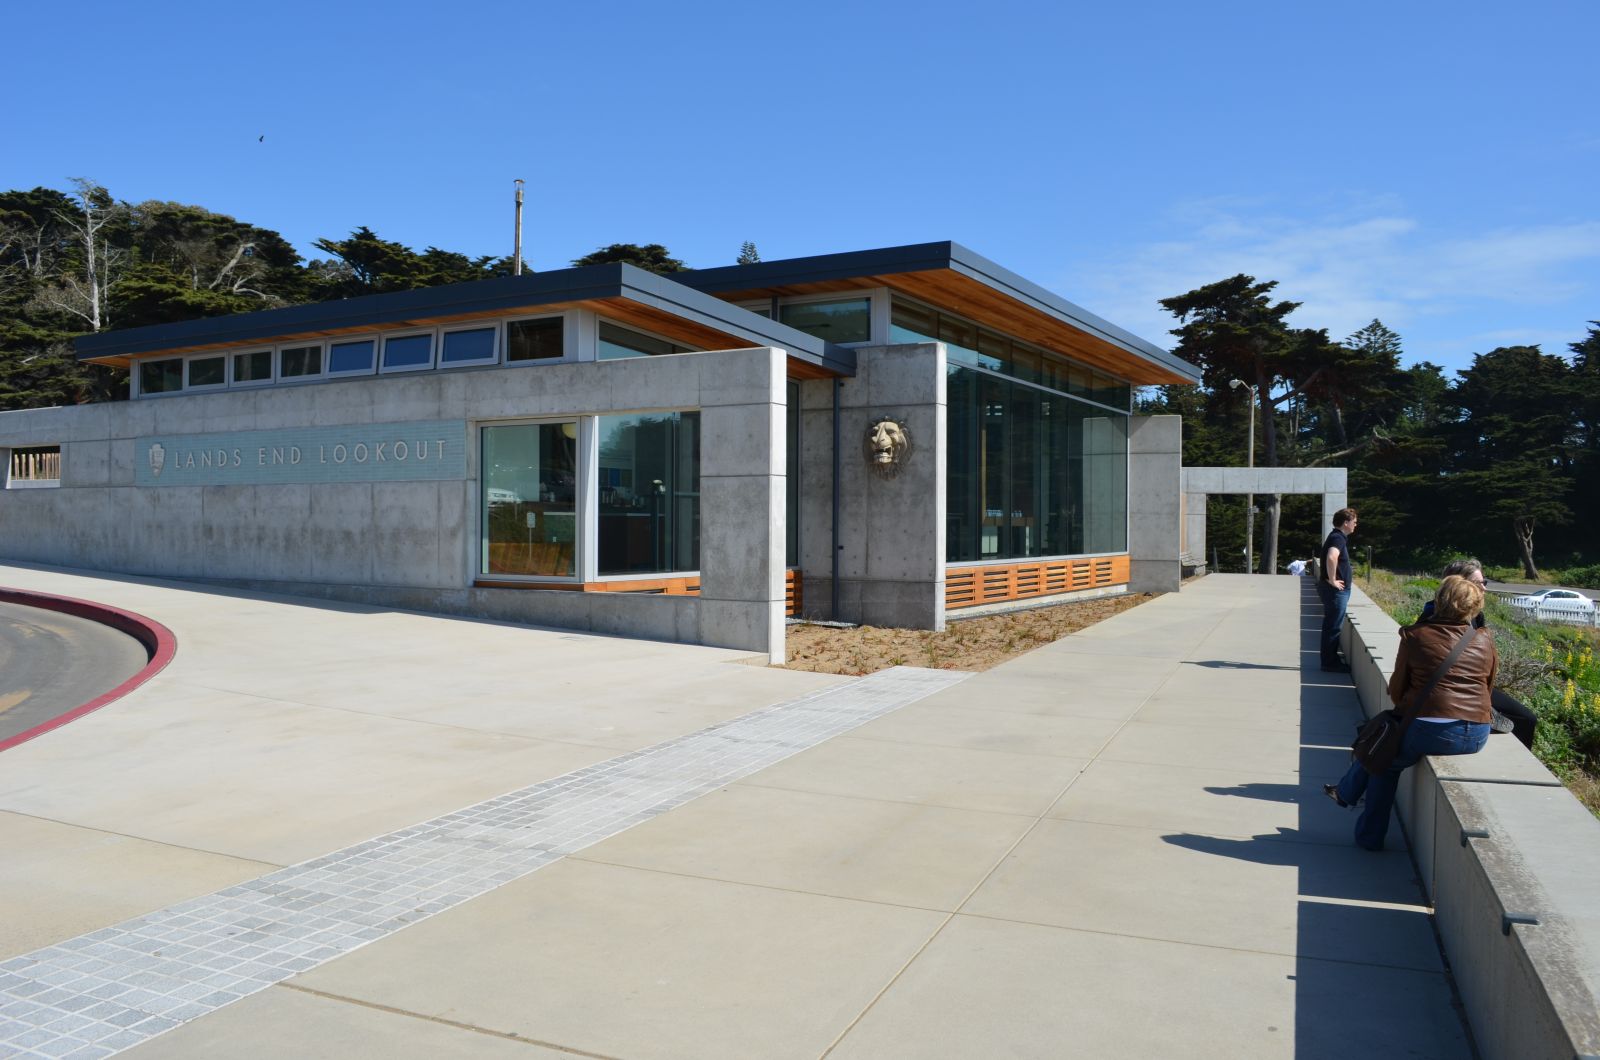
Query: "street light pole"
1229 379 1257 574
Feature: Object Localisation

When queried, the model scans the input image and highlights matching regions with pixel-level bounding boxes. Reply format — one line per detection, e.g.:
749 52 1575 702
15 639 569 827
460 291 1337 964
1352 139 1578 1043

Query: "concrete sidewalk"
0 569 1471 1058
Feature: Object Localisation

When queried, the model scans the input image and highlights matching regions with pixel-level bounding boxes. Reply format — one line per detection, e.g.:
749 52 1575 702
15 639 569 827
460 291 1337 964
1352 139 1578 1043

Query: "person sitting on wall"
1415 558 1537 750
1323 575 1495 851
1318 508 1358 673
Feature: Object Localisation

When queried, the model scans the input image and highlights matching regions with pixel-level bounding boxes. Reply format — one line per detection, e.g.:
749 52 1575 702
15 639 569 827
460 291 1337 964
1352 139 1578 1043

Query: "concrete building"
0 242 1200 662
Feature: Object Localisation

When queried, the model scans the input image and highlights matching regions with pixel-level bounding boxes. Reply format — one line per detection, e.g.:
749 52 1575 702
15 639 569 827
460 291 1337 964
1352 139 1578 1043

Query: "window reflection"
778 298 871 343
597 412 700 575
481 422 578 577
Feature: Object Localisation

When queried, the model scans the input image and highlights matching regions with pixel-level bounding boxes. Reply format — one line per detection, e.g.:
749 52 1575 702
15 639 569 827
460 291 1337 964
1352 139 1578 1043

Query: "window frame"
438 322 502 368
378 328 439 375
136 356 187 398
276 340 327 384
503 312 574 367
227 347 275 389
3 444 62 489
594 319 698 362
325 337 380 379
476 415 587 584
182 352 229 392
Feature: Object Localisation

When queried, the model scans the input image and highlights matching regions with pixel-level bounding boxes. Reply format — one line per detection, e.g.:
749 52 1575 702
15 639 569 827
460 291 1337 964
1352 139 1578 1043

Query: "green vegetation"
1361 569 1600 814
0 179 687 411
1144 273 1599 580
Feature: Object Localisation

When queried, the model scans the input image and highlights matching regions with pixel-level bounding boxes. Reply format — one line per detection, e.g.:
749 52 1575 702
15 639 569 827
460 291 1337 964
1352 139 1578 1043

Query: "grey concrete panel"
196 391 259 434
64 440 111 488
700 403 784 479
1128 413 1181 455
1181 465 1345 496
865 343 945 407
698 598 782 657
799 377 835 412
859 578 944 630
699 347 786 408
697 475 784 604
110 438 136 485
371 481 450 587
306 483 375 583
606 353 705 413
588 592 687 643
1129 560 1182 593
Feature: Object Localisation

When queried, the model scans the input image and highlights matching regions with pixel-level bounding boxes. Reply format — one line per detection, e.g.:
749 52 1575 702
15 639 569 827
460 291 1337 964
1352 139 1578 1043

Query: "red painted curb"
0 587 177 753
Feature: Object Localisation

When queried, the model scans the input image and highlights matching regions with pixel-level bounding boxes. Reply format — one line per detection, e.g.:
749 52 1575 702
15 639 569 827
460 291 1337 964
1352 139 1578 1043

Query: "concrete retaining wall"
1340 587 1600 1059
0 348 788 661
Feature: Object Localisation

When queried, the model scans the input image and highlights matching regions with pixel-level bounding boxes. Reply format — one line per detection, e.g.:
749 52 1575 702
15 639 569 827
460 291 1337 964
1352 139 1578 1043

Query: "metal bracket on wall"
1460 828 1490 846
1501 912 1540 936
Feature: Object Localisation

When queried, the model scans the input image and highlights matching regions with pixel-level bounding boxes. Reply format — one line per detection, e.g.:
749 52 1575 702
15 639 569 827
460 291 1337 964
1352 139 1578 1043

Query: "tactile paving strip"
0 666 970 1058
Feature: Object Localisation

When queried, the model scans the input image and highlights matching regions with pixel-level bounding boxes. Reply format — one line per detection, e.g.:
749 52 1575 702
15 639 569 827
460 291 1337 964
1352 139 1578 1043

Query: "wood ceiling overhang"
678 241 1201 387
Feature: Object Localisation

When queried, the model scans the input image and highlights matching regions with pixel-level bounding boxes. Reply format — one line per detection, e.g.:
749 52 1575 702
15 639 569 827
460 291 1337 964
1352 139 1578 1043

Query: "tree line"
0 180 705 409
1143 276 1600 578
3 181 1594 576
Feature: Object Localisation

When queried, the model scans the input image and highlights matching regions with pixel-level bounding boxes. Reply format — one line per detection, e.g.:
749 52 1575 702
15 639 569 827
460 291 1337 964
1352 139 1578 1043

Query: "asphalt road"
0 601 149 744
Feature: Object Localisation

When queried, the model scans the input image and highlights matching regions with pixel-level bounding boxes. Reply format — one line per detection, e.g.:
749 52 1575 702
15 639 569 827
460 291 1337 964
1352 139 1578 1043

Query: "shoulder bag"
1351 627 1480 775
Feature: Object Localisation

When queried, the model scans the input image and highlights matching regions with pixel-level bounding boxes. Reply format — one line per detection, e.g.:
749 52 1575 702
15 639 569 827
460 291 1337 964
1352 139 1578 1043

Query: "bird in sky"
258 135 264 142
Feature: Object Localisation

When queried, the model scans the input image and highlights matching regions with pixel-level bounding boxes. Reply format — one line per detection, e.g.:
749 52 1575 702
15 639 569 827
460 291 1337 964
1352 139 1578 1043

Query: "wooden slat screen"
474 568 802 618
945 555 1130 610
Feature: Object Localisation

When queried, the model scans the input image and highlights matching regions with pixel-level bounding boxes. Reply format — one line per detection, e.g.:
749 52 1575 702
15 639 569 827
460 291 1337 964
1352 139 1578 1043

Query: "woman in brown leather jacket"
1325 575 1496 850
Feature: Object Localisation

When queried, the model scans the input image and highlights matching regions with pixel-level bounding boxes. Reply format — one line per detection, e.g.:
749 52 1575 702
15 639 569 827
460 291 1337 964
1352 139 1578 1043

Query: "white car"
1510 588 1596 615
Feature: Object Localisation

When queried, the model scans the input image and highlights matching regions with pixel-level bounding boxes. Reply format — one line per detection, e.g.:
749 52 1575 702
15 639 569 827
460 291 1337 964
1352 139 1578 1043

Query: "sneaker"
1323 783 1350 809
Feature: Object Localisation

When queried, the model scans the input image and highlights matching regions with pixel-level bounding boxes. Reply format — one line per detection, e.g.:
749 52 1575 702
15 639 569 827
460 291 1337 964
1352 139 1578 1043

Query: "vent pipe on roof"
513 179 525 276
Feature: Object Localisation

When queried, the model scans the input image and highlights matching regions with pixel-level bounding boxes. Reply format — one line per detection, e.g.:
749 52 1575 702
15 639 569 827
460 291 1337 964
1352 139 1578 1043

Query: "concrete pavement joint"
0 666 970 1059
275 983 625 1059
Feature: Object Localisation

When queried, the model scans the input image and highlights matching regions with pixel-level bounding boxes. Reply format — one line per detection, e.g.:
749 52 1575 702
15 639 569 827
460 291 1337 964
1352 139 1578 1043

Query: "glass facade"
891 296 1132 411
946 364 1129 561
481 422 579 577
597 412 700 575
382 333 434 370
597 322 692 361
778 297 871 343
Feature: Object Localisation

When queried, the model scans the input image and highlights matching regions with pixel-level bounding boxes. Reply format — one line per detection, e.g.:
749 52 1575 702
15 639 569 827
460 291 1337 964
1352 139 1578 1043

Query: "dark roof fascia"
676 241 1201 385
74 265 854 376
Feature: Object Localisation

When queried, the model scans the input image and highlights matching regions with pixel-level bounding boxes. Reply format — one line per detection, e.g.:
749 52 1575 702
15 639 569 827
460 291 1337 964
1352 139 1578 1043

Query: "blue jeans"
1335 720 1489 850
1317 581 1351 666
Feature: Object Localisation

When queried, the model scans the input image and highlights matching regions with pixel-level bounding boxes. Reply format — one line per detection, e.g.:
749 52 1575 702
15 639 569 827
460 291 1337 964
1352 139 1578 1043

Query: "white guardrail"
1485 589 1599 628
1339 585 1600 1060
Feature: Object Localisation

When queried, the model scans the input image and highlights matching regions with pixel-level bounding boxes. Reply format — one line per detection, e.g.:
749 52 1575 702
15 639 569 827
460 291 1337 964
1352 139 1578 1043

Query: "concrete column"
1183 491 1208 568
1321 467 1349 537
1128 414 1182 592
798 342 945 629
696 347 788 663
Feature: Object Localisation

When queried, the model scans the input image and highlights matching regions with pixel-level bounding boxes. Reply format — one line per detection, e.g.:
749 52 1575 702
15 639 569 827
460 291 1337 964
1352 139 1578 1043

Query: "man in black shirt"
1318 508 1358 672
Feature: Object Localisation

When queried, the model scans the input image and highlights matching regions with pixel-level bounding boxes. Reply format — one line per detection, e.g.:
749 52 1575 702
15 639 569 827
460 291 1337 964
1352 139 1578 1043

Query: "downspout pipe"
831 377 841 619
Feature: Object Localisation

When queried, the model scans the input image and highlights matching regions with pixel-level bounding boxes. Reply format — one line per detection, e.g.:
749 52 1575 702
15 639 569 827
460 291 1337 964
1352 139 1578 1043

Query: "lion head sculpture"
863 418 912 478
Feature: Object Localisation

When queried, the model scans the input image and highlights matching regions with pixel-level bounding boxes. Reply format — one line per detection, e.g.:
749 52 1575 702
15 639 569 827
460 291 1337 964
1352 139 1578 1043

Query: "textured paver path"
0 568 1472 1058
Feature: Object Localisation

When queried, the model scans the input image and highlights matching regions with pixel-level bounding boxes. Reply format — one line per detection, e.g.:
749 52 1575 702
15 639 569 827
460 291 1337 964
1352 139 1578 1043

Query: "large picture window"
946 364 1127 562
596 412 700 575
480 422 579 578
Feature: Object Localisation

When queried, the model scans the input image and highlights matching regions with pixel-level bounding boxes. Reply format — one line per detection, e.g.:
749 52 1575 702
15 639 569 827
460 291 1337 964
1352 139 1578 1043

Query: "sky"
4 0 1597 376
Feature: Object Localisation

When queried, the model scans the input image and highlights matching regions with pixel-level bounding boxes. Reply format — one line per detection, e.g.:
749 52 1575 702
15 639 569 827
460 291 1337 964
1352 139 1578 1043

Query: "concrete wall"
1180 466 1348 571
798 342 945 630
1340 587 1600 1060
1128 415 1182 592
0 348 789 661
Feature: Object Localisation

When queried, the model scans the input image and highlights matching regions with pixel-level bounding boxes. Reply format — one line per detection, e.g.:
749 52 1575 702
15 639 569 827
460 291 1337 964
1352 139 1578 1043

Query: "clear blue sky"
5 0 1596 376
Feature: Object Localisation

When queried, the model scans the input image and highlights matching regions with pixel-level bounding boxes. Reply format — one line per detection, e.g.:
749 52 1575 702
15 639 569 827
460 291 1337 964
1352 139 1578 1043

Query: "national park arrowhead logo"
149 442 165 478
